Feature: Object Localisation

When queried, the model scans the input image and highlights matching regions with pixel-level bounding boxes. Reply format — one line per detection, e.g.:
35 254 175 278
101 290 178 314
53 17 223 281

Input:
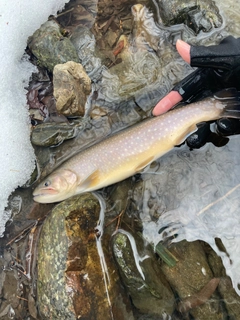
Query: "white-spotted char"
33 90 240 203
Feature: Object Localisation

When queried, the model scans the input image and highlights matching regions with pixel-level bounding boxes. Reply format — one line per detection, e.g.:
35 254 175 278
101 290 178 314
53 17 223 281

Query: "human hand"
153 36 240 116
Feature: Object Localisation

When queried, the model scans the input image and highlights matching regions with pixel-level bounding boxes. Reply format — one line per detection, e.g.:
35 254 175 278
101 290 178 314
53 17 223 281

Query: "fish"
33 89 240 203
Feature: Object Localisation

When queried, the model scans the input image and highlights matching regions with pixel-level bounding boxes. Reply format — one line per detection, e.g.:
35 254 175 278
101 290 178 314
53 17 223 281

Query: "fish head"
33 169 78 203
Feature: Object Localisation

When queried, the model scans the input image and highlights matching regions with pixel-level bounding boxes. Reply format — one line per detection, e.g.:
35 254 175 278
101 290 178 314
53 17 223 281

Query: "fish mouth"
33 187 58 196
33 187 59 203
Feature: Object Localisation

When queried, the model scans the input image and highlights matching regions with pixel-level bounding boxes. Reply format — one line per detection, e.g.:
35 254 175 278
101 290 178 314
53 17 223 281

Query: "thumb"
176 40 191 64
152 40 191 116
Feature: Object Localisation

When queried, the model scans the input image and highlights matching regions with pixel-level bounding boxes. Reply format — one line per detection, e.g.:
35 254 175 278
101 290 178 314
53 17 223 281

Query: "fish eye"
44 180 51 187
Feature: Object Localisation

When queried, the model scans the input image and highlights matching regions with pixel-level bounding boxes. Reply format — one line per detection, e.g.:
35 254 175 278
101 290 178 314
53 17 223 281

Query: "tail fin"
214 88 240 118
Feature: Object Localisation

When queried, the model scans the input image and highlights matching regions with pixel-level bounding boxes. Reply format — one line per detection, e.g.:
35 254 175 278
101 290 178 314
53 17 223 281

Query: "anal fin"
135 156 154 172
175 124 198 146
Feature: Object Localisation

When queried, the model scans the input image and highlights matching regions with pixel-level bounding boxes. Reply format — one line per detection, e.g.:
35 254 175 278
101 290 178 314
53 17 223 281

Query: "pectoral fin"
135 156 154 172
78 169 101 191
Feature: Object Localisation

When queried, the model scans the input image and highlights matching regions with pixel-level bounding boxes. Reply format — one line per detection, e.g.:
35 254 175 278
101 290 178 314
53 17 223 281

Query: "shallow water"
140 136 240 294
2 0 240 319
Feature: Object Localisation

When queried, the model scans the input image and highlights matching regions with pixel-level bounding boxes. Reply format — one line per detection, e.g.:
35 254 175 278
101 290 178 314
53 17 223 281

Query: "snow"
0 0 69 236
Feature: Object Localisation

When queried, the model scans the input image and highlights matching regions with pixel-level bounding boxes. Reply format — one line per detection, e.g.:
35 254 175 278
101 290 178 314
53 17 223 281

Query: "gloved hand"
153 36 240 116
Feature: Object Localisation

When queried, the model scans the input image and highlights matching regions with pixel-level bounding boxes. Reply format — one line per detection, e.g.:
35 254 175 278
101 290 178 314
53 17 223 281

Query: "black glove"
173 36 240 103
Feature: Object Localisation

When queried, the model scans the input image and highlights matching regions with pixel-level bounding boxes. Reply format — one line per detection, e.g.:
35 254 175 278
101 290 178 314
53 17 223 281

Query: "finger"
176 40 191 64
152 91 182 116
152 40 190 116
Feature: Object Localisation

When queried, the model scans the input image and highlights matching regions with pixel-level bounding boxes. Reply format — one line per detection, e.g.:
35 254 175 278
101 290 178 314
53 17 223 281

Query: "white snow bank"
0 0 68 236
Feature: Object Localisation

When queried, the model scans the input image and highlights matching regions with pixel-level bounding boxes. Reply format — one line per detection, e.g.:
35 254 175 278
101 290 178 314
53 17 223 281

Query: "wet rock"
131 4 167 54
161 240 224 319
27 20 79 72
4 187 54 231
29 108 45 122
218 277 240 318
57 0 97 30
99 50 162 103
70 26 104 82
187 6 212 33
98 4 193 105
0 228 43 320
0 262 20 319
204 240 240 318
31 119 86 147
53 61 91 116
158 0 222 33
37 193 134 320
204 239 227 279
107 179 133 215
112 230 175 317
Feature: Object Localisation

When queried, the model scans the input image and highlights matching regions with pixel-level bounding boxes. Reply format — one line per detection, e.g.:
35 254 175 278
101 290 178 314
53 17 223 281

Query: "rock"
0 263 20 318
218 277 240 318
31 119 86 147
70 26 104 82
161 241 224 320
53 61 91 116
98 4 193 105
112 230 175 317
57 0 97 30
29 108 45 122
205 240 240 318
27 20 79 72
37 193 134 320
157 0 222 33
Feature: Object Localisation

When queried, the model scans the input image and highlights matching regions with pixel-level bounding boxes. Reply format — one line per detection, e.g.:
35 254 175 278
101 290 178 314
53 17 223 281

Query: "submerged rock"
205 241 240 319
70 26 104 82
158 0 222 33
31 119 87 147
161 241 224 319
218 277 240 318
53 61 91 116
57 0 97 30
112 230 175 317
98 4 192 106
37 193 134 320
27 20 79 72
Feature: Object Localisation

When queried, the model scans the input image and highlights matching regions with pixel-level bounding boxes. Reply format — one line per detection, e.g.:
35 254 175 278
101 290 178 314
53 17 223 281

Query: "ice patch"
0 0 69 236
140 136 240 295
